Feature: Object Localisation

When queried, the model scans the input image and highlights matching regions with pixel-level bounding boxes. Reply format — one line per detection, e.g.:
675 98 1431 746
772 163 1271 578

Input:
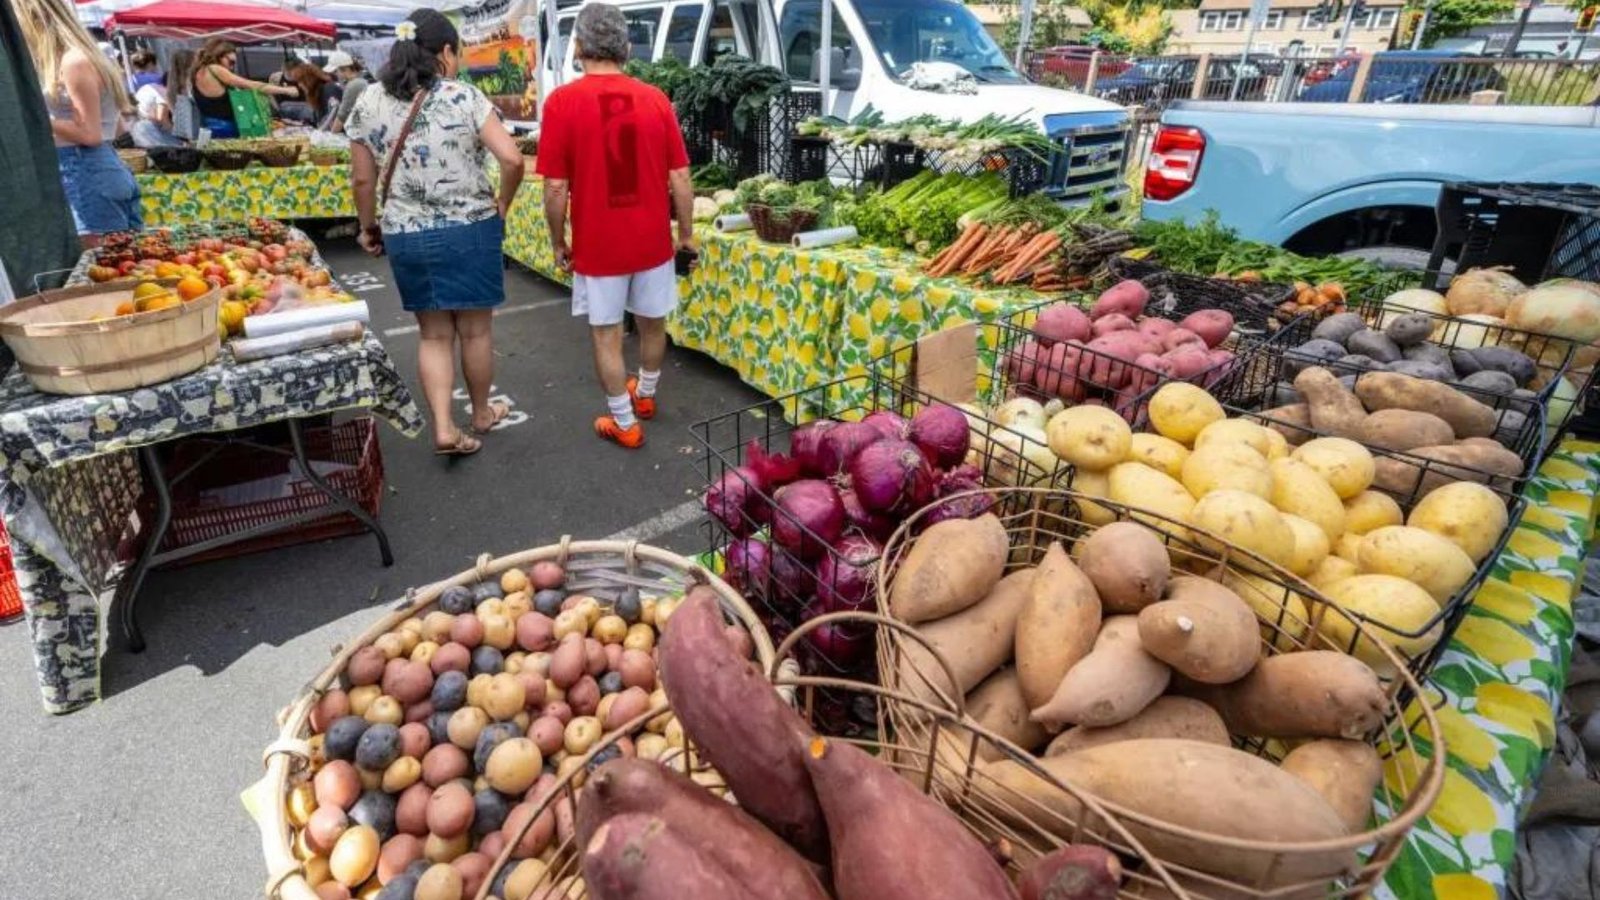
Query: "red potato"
451 852 492 899
1091 279 1150 320
346 646 386 686
585 638 608 675
1163 346 1215 379
582 814 746 899
429 642 470 675
397 722 431 759
1018 845 1123 900
1033 303 1093 346
1161 328 1206 353
1082 335 1142 389
576 759 830 900
502 800 556 858
395 782 432 836
449 614 484 649
1033 341 1084 399
1137 317 1177 341
1090 313 1137 338
1126 353 1176 397
1204 349 1236 386
1179 310 1235 349
805 736 1019 900
311 690 351 733
515 612 557 652
1006 338 1043 385
376 834 424 883
657 587 828 861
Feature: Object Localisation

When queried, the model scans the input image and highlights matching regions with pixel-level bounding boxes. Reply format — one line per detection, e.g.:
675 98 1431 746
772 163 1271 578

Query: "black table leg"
116 444 173 653
287 419 394 567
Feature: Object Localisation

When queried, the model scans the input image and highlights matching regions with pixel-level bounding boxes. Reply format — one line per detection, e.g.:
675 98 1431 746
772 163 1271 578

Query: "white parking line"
382 297 569 337
605 499 704 543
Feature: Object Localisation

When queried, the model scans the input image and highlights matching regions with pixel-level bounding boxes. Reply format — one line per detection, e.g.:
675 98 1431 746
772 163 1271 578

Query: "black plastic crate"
789 136 830 183
1425 182 1600 290
690 374 1075 681
875 143 1050 198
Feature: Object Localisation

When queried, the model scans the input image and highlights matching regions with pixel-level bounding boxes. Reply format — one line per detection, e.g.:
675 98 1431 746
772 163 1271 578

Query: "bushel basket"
254 538 778 900
877 486 1446 900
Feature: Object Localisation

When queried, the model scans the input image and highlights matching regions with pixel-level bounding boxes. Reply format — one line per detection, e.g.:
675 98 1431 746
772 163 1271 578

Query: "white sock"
607 393 636 429
637 368 661 397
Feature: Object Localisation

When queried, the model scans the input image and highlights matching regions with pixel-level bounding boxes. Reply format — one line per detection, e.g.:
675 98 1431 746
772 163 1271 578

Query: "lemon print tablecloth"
137 165 355 227
501 177 1041 419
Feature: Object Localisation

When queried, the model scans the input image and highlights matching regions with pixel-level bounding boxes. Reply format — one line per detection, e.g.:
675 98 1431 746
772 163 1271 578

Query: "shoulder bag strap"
379 88 429 208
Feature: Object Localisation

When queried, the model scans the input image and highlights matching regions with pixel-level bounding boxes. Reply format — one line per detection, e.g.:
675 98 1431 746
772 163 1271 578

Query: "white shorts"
571 259 678 327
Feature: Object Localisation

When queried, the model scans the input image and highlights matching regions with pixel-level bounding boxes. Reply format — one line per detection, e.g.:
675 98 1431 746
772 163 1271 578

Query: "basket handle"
30 268 77 294
771 610 967 719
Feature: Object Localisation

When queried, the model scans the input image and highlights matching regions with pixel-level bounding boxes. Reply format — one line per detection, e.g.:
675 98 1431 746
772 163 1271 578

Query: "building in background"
968 2 1093 45
1434 3 1600 58
1168 0 1402 56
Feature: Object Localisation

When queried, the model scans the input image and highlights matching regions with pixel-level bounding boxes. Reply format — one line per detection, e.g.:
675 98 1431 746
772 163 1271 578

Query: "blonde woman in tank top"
15 0 142 243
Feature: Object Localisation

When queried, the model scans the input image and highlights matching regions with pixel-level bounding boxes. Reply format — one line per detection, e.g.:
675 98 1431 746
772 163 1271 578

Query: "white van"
539 0 1130 202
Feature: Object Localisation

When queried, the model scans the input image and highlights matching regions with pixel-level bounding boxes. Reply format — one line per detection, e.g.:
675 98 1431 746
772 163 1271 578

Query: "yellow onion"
1446 266 1525 317
1507 279 1600 343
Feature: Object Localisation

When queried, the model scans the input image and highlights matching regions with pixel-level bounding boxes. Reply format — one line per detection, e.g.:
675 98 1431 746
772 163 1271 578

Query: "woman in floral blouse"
346 9 525 457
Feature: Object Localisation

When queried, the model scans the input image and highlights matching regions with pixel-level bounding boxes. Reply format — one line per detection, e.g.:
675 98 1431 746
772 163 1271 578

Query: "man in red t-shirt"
536 3 695 449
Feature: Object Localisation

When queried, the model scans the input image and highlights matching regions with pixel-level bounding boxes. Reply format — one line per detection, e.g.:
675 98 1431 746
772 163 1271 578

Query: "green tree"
1405 0 1516 46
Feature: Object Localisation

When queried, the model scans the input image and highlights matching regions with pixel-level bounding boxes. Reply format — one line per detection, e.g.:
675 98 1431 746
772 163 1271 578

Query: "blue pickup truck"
1140 101 1600 268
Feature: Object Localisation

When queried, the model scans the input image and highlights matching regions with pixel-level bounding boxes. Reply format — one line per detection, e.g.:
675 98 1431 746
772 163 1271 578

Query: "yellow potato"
1181 442 1271 500
1321 574 1442 674
1290 438 1375 500
1307 555 1357 591
1269 458 1346 543
1344 490 1404 535
1194 419 1274 457
1333 532 1364 564
1072 467 1117 526
1222 569 1311 647
1282 514 1329 577
1107 462 1194 543
1128 432 1190 480
1188 490 1295 572
1047 406 1133 471
1261 425 1289 460
1148 382 1225 446
1357 526 1475 604
1406 482 1509 563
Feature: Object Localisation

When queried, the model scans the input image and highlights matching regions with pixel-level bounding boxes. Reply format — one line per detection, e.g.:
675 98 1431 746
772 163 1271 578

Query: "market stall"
5 224 421 714
136 161 355 227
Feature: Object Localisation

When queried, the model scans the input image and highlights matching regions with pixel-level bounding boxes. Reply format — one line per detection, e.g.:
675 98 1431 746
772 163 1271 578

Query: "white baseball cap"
323 50 356 73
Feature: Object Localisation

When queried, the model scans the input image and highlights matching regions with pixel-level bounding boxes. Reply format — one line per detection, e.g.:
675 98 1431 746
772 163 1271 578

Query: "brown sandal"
434 430 482 457
469 400 512 436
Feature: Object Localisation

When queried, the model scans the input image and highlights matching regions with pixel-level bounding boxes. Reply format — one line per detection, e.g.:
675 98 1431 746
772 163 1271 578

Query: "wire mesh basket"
876 486 1446 899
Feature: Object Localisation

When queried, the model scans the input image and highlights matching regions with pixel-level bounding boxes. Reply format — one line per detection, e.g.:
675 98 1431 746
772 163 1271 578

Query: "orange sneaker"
594 415 645 448
626 376 656 420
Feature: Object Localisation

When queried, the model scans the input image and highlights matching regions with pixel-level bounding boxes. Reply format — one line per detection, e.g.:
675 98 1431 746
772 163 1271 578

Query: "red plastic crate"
0 521 19 621
152 417 385 565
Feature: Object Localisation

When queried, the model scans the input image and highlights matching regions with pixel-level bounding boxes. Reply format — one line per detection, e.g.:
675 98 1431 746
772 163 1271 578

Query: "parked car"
1141 100 1600 267
1297 50 1507 103
1033 44 1132 83
1094 56 1271 105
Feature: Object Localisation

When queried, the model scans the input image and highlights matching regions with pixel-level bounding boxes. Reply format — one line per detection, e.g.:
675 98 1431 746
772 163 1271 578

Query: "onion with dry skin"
1507 279 1600 344
1446 266 1525 317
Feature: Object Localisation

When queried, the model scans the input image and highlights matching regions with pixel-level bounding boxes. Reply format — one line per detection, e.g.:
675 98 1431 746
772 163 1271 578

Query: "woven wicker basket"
254 538 777 900
255 143 302 168
0 278 220 395
877 487 1446 900
117 148 149 174
477 610 1190 900
204 148 255 170
746 203 819 244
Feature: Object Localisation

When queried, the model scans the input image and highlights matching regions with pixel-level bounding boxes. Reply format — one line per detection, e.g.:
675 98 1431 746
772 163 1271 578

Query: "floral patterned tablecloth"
8 263 422 713
137 165 354 227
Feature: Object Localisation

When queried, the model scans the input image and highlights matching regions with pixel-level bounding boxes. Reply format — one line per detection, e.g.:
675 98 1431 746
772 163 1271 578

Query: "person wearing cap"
323 50 369 134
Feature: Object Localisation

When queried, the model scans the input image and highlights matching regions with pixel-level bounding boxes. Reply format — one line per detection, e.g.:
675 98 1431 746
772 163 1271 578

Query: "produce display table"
6 261 423 712
501 178 1039 420
137 165 354 227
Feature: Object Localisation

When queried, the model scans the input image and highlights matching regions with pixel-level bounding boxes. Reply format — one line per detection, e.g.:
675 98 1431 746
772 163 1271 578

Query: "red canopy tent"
105 0 337 43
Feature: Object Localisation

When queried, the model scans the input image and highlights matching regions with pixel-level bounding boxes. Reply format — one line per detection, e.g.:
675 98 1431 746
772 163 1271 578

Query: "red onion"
909 404 971 469
840 488 897 542
818 422 883 476
921 490 997 528
939 463 985 495
746 440 802 489
789 421 837 476
704 468 761 537
771 479 845 561
861 410 909 441
800 602 873 670
770 549 818 608
816 534 882 613
723 538 772 602
850 439 936 516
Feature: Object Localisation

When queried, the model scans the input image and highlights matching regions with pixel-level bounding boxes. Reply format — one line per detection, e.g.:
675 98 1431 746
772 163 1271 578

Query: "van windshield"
852 0 1023 83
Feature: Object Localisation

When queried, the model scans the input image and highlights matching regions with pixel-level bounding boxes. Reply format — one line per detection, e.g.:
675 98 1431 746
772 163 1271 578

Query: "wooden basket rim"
0 280 220 338
253 538 777 900
875 486 1447 862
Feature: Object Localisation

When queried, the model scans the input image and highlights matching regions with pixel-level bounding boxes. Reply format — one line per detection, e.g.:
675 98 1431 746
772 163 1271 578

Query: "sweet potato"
1370 442 1525 497
1017 845 1122 900
581 813 744 899
1176 651 1385 740
1045 696 1229 756
983 740 1356 884
1016 543 1103 709
1075 521 1170 614
1354 372 1496 438
898 569 1035 710
967 667 1050 758
1179 309 1234 349
1294 367 1367 439
1090 279 1149 321
805 736 1020 900
576 759 829 900
1136 577 1259 684
1280 740 1382 834
1259 403 1315 446
888 514 1010 624
1356 408 1455 452
1032 617 1170 730
657 587 827 860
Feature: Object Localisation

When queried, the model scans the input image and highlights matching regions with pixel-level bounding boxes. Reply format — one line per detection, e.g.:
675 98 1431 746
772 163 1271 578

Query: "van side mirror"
811 46 861 90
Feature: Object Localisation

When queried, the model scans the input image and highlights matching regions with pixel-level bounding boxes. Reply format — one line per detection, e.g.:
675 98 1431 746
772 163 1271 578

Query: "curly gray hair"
574 3 629 64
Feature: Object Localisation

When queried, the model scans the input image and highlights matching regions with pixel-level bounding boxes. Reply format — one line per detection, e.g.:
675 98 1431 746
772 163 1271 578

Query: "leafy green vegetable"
853 172 1008 250
689 162 735 190
674 55 790 138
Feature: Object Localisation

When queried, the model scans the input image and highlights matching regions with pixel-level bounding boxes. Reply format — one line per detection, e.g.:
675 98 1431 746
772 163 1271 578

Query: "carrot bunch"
923 220 1063 283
